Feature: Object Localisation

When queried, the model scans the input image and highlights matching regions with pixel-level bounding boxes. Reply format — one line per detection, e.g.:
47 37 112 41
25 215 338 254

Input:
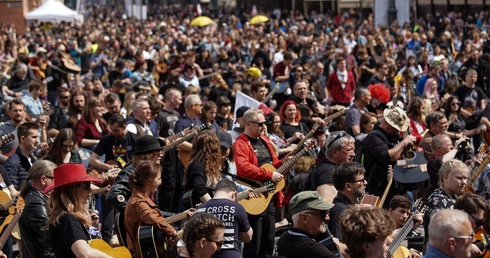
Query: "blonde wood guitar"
0 196 23 250
238 140 316 215
89 239 131 258
464 152 490 193
361 165 393 208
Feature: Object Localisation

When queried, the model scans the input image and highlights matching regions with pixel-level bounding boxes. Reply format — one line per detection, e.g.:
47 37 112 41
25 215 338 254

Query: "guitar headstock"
106 167 121 178
414 198 428 214
387 165 393 182
0 134 15 147
305 139 317 151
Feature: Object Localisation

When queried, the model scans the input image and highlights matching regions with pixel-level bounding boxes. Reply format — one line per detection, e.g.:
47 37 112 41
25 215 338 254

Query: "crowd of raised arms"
1 2 490 258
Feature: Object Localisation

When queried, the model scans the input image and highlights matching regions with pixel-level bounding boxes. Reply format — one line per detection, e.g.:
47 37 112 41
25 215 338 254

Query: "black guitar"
138 209 192 258
319 227 343 258
393 150 429 191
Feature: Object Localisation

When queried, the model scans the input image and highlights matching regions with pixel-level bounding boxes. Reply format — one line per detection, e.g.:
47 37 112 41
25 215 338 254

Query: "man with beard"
307 131 356 203
329 162 367 240
67 90 86 129
48 87 71 137
2 64 31 100
277 191 337 258
0 99 28 160
363 107 416 207
102 93 122 122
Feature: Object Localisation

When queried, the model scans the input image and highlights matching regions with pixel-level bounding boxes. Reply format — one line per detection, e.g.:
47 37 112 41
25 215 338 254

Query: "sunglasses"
469 213 485 228
451 102 461 106
327 131 345 148
303 211 328 219
206 238 223 250
77 182 91 190
249 120 269 127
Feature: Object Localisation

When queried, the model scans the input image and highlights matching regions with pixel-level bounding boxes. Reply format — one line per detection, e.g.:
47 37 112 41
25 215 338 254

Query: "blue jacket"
5 147 37 190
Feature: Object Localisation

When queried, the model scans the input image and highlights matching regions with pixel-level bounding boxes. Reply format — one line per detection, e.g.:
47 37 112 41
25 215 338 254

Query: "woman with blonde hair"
46 163 110 258
121 91 136 118
184 131 222 207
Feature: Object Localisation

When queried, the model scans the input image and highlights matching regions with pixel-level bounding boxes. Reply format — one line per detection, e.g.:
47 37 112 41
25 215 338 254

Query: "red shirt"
326 70 356 104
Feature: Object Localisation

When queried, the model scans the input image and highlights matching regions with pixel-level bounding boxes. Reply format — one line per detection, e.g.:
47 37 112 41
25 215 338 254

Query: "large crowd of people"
1 2 490 258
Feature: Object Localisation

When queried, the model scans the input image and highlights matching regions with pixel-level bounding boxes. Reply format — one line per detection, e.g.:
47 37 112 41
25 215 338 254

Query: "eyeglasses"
451 102 461 106
327 132 345 148
206 238 223 250
303 211 328 219
194 103 203 107
45 175 54 180
249 120 269 127
77 182 91 190
469 213 485 228
60 96 70 99
350 178 366 183
452 233 475 240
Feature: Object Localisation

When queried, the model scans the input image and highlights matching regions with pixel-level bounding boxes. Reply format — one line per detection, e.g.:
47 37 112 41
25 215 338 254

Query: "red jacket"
233 133 284 206
326 71 356 104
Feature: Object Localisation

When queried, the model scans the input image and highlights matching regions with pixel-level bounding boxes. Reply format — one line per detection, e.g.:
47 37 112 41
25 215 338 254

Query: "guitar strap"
221 170 262 188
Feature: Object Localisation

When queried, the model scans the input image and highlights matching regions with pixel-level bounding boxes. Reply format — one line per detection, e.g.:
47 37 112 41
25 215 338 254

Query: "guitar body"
237 163 285 215
360 194 380 207
138 225 165 258
392 246 410 258
270 79 290 94
179 150 191 169
484 131 490 146
89 239 131 258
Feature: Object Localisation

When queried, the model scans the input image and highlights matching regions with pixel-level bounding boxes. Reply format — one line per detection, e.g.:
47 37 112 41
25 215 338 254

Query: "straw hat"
43 163 102 193
383 106 409 132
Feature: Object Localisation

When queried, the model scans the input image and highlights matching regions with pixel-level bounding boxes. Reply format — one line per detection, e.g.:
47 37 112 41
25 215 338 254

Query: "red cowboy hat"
43 163 102 193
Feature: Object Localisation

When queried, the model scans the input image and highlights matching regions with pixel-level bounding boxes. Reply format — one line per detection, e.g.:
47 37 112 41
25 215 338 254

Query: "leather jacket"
106 164 135 214
19 184 54 258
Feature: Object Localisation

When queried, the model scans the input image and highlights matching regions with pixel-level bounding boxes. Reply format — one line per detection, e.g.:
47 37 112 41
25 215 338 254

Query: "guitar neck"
0 206 22 248
465 154 490 192
262 83 280 104
165 211 190 224
388 216 415 258
166 130 186 143
235 185 270 202
163 131 198 152
291 123 320 155
378 165 393 208
277 146 310 175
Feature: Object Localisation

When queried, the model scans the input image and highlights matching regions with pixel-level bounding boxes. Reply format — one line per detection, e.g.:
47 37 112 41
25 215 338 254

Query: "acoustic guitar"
0 196 23 250
464 152 490 193
238 140 317 215
291 109 346 156
89 239 131 258
387 199 427 258
178 124 211 169
361 165 392 208
137 209 194 258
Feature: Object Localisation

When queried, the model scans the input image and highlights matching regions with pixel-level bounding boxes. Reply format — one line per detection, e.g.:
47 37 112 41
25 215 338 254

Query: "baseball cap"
218 131 232 149
289 191 334 215
236 106 251 119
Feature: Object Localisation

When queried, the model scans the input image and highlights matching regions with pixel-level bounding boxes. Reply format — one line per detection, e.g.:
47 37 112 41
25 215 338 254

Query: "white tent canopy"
25 0 83 22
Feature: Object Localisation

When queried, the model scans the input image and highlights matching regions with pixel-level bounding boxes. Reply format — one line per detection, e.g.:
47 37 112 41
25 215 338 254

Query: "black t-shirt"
215 116 233 131
248 136 272 167
49 213 90 258
280 122 309 144
358 56 376 87
454 85 485 128
6 75 30 93
93 133 131 166
277 228 336 258
308 159 336 190
108 70 129 86
155 109 180 138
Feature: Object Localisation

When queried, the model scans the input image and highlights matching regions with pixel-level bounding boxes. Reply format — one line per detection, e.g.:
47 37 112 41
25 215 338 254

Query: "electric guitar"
89 239 131 258
361 165 393 208
387 199 427 258
238 140 317 215
0 196 24 250
137 209 194 258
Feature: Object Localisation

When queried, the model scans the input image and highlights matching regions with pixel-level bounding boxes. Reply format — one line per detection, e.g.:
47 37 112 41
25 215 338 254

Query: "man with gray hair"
425 209 473 258
126 99 155 136
307 131 355 203
3 63 31 100
174 94 203 162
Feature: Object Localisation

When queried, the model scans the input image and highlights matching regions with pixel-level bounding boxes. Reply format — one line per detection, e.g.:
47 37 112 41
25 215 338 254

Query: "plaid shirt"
474 165 490 202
